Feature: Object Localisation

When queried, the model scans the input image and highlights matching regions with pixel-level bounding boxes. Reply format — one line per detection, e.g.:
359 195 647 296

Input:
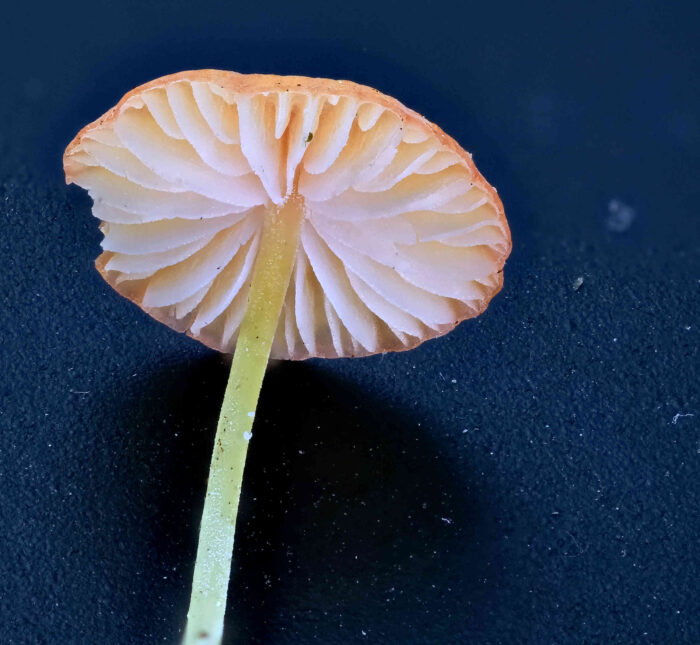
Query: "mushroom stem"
183 197 304 645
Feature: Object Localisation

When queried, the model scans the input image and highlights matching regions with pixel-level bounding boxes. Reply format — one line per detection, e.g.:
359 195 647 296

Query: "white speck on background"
573 276 584 291
247 411 255 418
606 199 636 232
671 412 694 425
440 517 453 525
243 431 253 441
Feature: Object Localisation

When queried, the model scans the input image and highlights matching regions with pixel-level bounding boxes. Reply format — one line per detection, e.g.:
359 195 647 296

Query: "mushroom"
63 70 511 645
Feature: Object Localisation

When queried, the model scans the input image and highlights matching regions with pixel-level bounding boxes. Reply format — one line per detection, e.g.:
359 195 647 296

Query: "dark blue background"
1 1 698 643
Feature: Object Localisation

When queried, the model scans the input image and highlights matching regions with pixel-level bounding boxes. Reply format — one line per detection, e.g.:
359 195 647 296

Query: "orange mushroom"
64 69 511 645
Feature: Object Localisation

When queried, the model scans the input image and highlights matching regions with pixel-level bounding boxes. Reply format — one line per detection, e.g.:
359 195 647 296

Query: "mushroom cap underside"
64 70 511 359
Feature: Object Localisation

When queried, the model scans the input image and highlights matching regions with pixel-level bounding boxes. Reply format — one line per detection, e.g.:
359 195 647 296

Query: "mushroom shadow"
90 354 501 643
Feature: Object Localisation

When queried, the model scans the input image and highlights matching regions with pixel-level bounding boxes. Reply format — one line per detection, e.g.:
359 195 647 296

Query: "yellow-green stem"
183 197 304 645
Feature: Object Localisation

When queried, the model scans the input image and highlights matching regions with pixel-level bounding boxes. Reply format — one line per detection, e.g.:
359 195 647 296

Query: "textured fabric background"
1 2 698 643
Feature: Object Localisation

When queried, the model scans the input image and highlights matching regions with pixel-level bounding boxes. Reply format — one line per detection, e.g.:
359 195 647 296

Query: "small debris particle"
671 412 694 425
305 132 314 143
606 199 636 232
243 431 253 441
247 411 255 418
572 276 584 291
440 517 453 525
